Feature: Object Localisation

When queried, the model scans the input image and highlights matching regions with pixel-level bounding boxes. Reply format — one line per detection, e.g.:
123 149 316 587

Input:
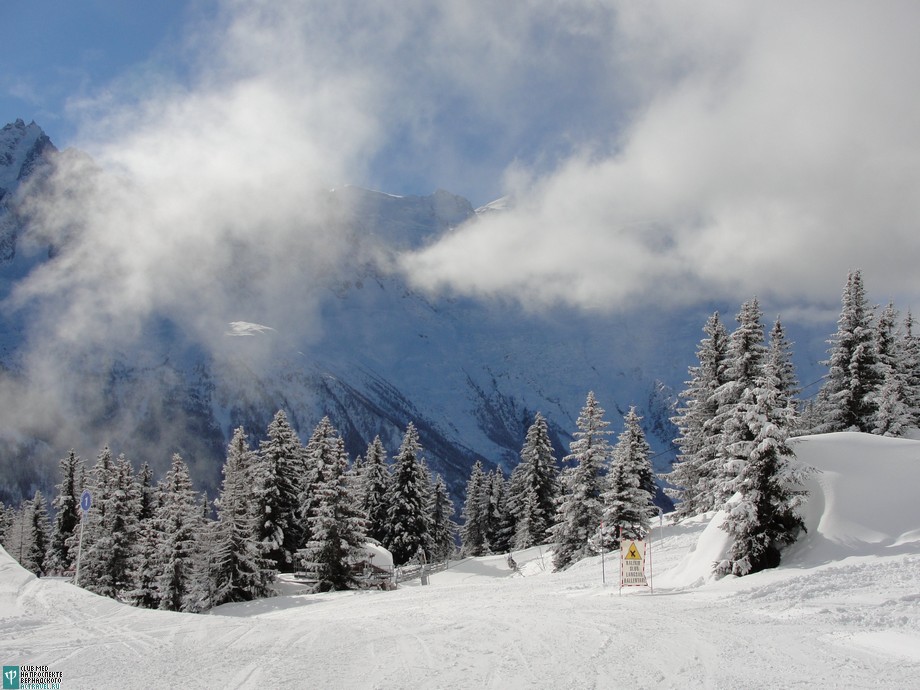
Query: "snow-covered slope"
3 433 918 688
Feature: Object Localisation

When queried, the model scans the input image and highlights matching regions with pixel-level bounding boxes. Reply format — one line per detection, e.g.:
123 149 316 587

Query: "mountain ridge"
0 120 827 506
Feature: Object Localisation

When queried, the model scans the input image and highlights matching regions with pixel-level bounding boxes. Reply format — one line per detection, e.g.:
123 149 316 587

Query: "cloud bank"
3 0 920 492
400 1 920 313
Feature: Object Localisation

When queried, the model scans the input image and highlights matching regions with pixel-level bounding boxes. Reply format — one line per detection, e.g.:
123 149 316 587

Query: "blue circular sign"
80 489 92 512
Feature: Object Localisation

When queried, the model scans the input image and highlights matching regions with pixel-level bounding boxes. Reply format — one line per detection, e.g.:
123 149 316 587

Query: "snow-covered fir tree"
156 453 203 612
600 407 655 548
297 421 367 591
460 460 489 557
79 448 139 598
668 312 730 519
900 311 920 426
767 317 800 414
23 490 50 576
300 417 340 548
483 468 511 554
136 462 157 523
210 427 274 606
384 423 433 565
508 412 559 550
552 391 613 571
185 502 218 613
715 368 809 577
49 450 84 573
253 410 304 572
705 299 769 509
429 475 458 561
1 504 28 565
867 303 914 436
415 452 437 555
124 513 161 609
813 270 880 433
0 501 9 545
358 436 391 545
874 303 899 375
872 367 914 437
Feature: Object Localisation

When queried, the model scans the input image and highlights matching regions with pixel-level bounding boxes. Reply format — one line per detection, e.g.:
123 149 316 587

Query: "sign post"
620 539 649 591
74 490 91 587
599 523 606 586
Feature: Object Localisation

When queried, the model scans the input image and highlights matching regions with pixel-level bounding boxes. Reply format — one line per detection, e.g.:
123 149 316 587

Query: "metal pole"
648 536 653 594
74 513 85 587
599 524 605 585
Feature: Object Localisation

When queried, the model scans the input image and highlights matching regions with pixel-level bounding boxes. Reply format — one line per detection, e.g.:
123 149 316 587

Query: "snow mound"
658 432 920 588
787 432 920 564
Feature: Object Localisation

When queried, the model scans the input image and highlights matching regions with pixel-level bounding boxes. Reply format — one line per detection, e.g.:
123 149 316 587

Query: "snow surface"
224 321 276 337
2 432 919 688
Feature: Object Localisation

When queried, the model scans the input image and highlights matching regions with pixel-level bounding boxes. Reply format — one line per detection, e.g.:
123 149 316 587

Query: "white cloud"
14 0 384 352
400 1 920 313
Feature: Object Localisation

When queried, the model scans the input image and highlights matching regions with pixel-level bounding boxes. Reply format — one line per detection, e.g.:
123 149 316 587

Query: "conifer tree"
298 421 367 591
300 417 339 547
23 490 50 576
253 410 304 571
384 423 432 565
359 436 391 544
668 312 730 519
49 450 84 573
125 515 161 609
136 462 157 522
900 311 920 426
483 468 511 554
0 501 9 545
510 412 560 550
429 475 458 561
156 453 202 612
875 303 900 375
600 407 655 548
767 317 800 413
125 462 160 609
705 299 768 509
211 427 274 606
814 270 880 433
872 368 914 437
552 391 612 570
1 504 28 564
185 506 217 613
715 370 809 577
80 448 139 598
460 460 489 557
867 304 913 436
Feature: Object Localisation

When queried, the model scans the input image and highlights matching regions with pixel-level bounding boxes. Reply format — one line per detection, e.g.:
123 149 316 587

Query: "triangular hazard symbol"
625 542 642 560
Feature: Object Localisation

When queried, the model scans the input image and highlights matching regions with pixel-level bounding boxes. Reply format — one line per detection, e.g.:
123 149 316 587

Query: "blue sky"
4 1 920 317
1 1 189 141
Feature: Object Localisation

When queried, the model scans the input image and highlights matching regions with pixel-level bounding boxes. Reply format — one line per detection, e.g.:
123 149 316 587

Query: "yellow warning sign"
620 539 648 588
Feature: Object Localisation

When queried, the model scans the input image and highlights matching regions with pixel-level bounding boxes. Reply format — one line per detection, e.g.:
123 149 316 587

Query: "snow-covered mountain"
0 121 828 504
0 119 55 264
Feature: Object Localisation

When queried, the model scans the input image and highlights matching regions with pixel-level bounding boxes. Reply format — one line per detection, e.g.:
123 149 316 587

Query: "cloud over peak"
400 1 920 313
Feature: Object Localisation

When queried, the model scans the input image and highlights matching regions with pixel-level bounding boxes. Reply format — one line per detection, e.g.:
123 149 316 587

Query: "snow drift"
658 431 920 589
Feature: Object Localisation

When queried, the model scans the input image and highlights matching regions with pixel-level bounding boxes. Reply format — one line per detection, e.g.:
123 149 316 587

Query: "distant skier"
507 554 518 572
